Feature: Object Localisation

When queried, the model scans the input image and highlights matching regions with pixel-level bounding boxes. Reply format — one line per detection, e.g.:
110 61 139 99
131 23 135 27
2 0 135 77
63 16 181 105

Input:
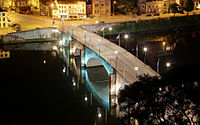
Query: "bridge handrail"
68 26 159 83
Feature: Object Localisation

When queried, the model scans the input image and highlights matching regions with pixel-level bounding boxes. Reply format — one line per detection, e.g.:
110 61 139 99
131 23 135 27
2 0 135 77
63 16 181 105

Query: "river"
0 49 121 125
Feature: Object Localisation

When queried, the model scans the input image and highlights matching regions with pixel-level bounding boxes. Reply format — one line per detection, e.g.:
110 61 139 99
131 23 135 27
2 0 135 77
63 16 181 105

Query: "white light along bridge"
67 26 159 84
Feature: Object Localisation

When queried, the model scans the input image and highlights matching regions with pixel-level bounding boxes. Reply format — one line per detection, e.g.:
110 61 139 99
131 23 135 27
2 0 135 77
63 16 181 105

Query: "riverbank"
102 15 200 35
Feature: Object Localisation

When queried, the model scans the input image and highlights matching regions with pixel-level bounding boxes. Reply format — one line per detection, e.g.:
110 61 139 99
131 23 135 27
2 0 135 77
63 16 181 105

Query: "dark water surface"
0 50 120 125
108 29 200 74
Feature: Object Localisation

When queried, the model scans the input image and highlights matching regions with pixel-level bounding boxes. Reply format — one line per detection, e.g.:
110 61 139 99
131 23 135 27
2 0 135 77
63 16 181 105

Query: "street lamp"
109 27 112 40
134 66 139 78
166 62 171 71
124 34 128 50
143 47 147 63
83 15 86 25
114 51 118 68
51 3 54 7
113 1 116 16
92 20 98 32
72 24 74 36
84 30 86 44
98 39 100 54
84 96 88 101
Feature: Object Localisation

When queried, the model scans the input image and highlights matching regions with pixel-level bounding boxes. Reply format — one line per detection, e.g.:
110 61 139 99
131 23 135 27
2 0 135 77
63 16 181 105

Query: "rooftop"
57 0 85 4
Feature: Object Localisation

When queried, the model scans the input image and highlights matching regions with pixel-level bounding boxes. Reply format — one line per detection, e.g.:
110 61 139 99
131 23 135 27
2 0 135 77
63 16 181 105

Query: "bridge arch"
84 47 114 75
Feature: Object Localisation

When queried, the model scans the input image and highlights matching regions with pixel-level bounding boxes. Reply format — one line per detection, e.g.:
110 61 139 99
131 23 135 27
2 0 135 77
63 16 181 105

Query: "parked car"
153 13 160 16
132 15 136 18
192 12 197 15
146 14 152 17
136 13 141 16
40 13 45 16
100 21 105 24
10 23 20 27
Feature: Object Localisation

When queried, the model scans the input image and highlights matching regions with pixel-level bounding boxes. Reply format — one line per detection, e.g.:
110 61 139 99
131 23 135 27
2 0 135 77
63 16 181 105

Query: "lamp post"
84 30 86 44
166 62 171 71
109 27 112 41
92 20 98 32
113 1 116 16
134 66 139 78
136 43 138 58
98 39 100 54
124 34 128 50
162 41 166 51
157 58 160 74
143 47 147 63
72 24 74 36
83 15 86 25
114 51 118 69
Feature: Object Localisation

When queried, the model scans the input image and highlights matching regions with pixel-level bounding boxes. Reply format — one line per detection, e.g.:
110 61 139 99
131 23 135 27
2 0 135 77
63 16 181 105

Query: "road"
3 10 200 35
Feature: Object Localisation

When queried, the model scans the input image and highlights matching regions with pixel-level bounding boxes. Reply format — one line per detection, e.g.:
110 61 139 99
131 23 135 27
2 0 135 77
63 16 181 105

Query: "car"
132 15 136 18
146 14 152 17
40 13 45 16
153 13 160 16
137 13 141 16
100 21 105 24
10 23 20 27
192 12 197 15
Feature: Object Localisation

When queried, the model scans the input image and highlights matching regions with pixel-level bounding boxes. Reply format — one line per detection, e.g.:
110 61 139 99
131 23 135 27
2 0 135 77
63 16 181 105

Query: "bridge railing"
68 26 159 83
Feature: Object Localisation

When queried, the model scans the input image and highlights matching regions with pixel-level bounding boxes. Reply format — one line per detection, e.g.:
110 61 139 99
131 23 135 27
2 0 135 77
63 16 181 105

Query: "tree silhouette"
183 0 194 15
118 64 200 124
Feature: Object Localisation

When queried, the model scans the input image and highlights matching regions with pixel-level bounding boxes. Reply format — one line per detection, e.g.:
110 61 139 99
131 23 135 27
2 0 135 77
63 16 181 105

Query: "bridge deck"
68 27 159 83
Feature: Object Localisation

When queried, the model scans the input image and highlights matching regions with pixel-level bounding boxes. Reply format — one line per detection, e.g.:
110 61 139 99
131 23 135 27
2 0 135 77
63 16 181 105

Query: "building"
15 0 40 13
92 0 111 17
145 0 179 13
86 0 92 15
0 8 8 28
0 0 16 10
52 0 86 19
137 0 183 14
137 0 146 13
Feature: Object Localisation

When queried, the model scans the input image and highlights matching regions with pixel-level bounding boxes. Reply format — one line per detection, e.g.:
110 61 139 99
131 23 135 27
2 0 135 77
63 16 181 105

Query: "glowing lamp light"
52 46 57 50
95 20 98 24
166 62 171 67
109 27 112 31
84 97 88 101
143 47 147 52
63 67 66 73
98 113 102 118
73 82 76 86
43 60 46 64
124 34 128 39
114 51 118 54
134 66 138 71
162 42 166 46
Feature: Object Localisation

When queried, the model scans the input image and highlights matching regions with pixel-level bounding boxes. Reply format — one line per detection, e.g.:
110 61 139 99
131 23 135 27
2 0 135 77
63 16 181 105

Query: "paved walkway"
68 27 159 83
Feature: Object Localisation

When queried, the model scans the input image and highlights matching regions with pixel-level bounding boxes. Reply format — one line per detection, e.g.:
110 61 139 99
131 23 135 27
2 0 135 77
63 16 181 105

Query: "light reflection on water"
0 48 121 125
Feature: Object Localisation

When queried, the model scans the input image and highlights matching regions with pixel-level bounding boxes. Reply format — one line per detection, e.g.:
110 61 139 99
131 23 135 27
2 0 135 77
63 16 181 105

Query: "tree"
115 0 137 15
168 3 180 17
183 0 194 15
118 64 200 125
